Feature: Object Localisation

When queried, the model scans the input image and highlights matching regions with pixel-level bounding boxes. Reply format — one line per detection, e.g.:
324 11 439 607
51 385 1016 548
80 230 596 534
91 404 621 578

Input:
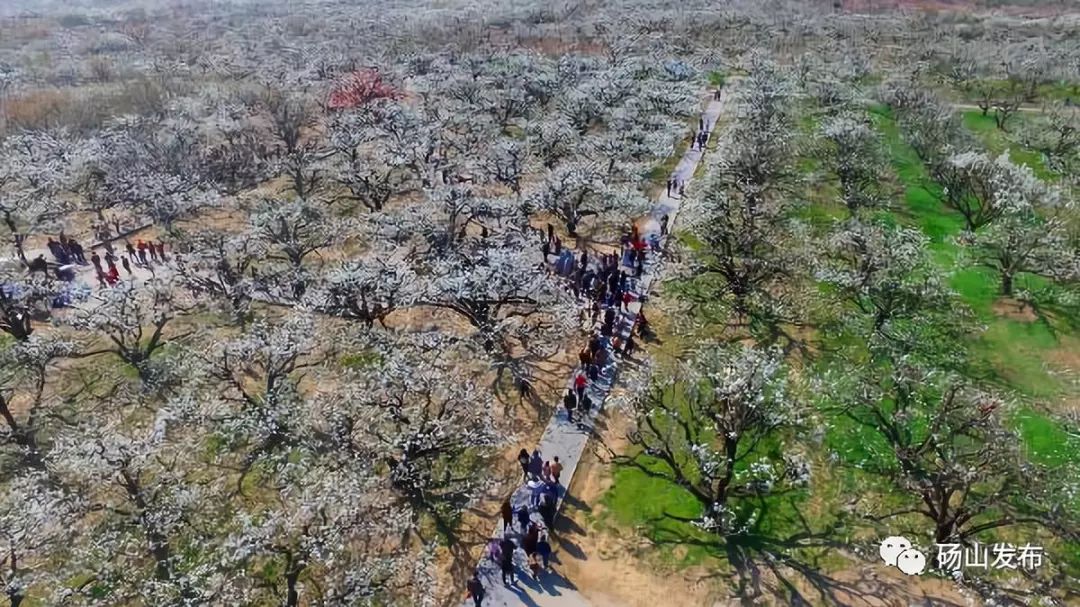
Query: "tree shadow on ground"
645 498 969 607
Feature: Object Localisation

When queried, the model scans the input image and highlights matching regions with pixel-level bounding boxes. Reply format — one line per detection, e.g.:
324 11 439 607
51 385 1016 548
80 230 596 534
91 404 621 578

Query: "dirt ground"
552 408 719 607
990 297 1039 323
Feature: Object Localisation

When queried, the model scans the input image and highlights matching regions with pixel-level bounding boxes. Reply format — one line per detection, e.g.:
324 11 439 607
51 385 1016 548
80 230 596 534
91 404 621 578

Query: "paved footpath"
463 89 731 607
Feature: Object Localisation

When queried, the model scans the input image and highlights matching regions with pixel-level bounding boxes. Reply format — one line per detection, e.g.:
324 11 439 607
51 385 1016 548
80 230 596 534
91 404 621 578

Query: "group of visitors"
27 232 169 290
467 107 702 603
469 448 563 600
27 234 88 282
690 114 712 151
89 238 168 288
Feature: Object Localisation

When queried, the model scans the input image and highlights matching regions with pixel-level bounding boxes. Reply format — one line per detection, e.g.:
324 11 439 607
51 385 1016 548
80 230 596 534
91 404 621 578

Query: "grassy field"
869 104 1079 469
597 97 1080 590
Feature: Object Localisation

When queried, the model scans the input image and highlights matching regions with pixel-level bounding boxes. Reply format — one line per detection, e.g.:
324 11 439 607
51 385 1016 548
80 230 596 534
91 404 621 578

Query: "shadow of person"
555 535 587 561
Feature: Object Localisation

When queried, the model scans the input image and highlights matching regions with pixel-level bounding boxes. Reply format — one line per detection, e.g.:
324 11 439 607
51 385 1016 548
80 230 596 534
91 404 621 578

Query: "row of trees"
0 3 707 604
624 60 1079 603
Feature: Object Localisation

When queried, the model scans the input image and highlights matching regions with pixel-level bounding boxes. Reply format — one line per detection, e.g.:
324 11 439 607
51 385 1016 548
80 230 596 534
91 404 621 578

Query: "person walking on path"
121 256 132 276
516 504 530 534
536 533 552 570
466 572 486 607
148 241 159 263
542 460 552 484
499 537 516 585
550 456 563 485
528 449 543 481
538 493 556 529
699 116 704 132
126 242 138 265
517 449 530 483
68 239 86 264
574 370 587 403
523 523 539 558
137 240 149 266
563 389 576 422
661 214 669 236
500 498 513 533
156 241 167 262
90 251 102 274
666 178 673 197
678 183 686 198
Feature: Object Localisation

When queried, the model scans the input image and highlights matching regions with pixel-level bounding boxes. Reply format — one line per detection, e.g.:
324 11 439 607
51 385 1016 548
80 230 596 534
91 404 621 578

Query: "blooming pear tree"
817 220 953 344
826 365 1079 547
624 344 807 536
935 151 1045 232
68 280 189 389
173 228 269 324
321 342 502 539
969 200 1076 296
818 114 890 215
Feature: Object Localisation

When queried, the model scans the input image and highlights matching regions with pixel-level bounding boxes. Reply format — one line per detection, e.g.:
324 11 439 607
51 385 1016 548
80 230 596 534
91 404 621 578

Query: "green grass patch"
961 110 1053 180
1013 407 1080 468
602 453 720 567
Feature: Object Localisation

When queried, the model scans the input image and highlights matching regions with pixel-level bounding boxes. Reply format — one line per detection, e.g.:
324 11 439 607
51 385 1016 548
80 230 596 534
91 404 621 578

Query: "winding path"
461 89 732 607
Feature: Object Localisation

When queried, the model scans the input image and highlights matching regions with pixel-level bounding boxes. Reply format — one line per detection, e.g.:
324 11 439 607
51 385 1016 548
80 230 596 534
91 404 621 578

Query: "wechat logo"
879 536 927 576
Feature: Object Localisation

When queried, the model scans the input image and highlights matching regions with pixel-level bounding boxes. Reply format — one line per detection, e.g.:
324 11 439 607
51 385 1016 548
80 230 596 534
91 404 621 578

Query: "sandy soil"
990 297 1039 323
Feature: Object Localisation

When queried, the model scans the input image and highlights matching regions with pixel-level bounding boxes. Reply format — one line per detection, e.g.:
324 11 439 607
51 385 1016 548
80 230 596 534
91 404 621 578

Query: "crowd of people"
27 232 170 290
466 159 686 604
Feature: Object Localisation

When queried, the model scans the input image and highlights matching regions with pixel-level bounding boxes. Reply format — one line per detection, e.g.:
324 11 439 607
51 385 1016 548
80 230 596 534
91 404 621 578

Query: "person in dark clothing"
546 223 554 244
499 537 516 585
536 534 552 569
666 178 673 197
699 116 704 132
660 214 669 236
105 255 118 273
516 505 530 533
501 498 513 533
563 390 576 422
27 254 48 275
156 241 167 262
121 256 132 276
529 450 543 481
90 252 102 274
538 494 556 529
466 573 485 607
517 449 530 482
68 240 86 263
148 242 159 263
523 523 539 557
125 242 137 265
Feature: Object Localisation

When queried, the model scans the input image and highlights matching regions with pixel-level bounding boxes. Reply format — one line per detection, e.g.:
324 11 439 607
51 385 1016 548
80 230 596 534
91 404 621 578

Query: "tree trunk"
285 566 302 607
1000 271 1014 296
